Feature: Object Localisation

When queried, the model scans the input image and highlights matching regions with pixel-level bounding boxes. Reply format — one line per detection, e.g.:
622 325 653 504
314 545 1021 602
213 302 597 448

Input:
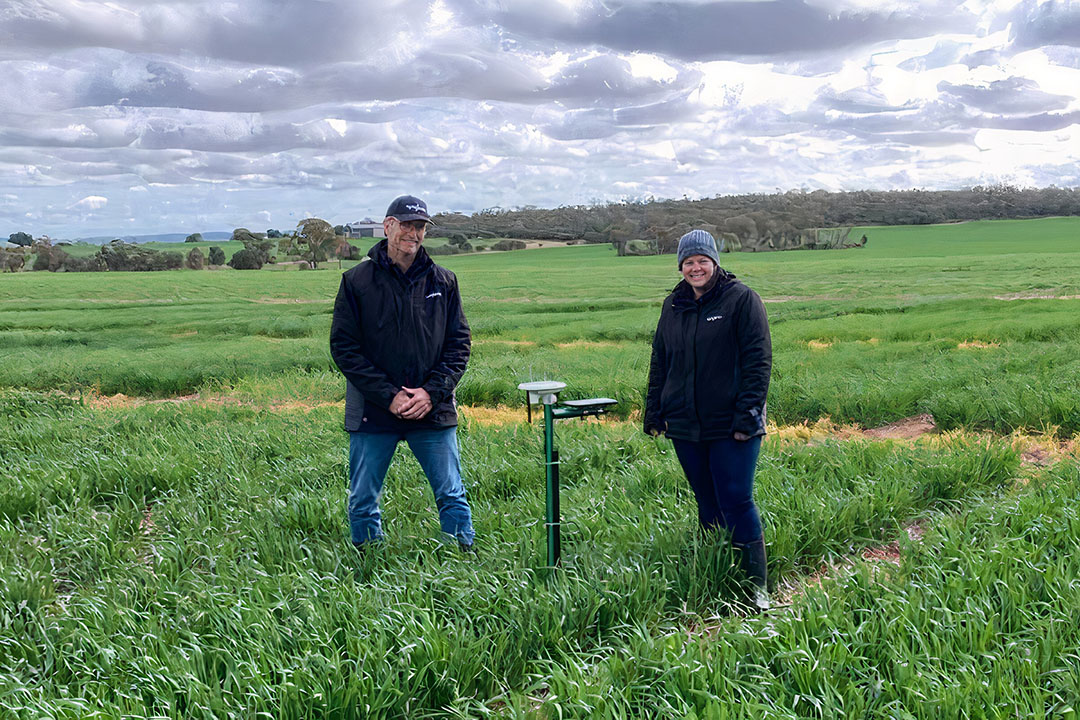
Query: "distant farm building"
345 221 385 239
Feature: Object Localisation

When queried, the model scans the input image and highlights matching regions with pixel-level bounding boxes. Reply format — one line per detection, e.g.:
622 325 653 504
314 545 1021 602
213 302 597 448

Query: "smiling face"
384 216 429 269
680 254 716 295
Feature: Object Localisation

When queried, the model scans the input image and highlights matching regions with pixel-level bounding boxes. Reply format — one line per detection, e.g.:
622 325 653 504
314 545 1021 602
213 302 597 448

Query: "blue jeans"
348 427 475 546
671 436 763 544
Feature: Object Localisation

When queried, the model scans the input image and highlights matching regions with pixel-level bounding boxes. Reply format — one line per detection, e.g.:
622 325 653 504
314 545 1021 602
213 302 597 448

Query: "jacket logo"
706 315 723 322
426 291 442 299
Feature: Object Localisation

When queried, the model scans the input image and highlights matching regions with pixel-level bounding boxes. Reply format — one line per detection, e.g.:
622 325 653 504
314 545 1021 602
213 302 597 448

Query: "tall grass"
0 389 1025 717
523 460 1080 718
1 217 1078 431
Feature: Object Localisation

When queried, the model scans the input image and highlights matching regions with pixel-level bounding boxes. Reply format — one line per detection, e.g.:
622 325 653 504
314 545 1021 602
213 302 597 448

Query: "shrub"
492 239 527 251
0 248 25 272
186 247 205 270
228 248 264 270
98 240 180 272
208 246 226 266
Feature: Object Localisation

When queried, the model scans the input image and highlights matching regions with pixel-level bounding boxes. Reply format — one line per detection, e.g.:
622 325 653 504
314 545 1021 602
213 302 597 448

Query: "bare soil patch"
775 518 927 606
957 340 999 349
1021 447 1053 467
248 298 326 304
474 339 537 347
863 413 937 440
993 292 1080 301
807 340 833 350
554 340 622 349
763 295 843 303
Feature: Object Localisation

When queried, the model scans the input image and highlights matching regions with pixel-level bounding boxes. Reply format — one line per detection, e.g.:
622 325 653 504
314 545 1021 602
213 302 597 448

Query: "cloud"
1009 0 1080 50
448 0 977 60
937 76 1073 115
69 195 108 209
0 0 1078 237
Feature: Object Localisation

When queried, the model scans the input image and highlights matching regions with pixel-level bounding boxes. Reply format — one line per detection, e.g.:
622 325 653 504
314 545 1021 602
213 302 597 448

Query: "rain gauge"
518 380 617 566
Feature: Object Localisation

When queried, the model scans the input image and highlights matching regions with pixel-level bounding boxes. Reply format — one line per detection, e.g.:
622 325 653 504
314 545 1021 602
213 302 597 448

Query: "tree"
185 247 205 270
185 233 204 243
98 240 181 272
333 224 347 236
30 237 53 271
296 217 336 269
266 229 283 238
231 228 259 244
208 246 226 266
333 237 361 260
0 247 26 272
8 231 32 247
231 229 274 265
228 248 263 270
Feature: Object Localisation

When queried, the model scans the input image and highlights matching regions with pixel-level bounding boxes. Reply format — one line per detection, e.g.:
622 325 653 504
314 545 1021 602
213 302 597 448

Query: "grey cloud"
449 0 976 60
817 86 915 114
896 41 1003 73
1043 45 1080 69
897 40 968 72
1010 0 1080 50
0 0 425 66
937 77 1073 115
1 43 693 119
958 49 1002 69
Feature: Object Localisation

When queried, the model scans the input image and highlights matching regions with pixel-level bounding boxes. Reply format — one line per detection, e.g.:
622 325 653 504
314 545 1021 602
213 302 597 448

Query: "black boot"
735 537 770 613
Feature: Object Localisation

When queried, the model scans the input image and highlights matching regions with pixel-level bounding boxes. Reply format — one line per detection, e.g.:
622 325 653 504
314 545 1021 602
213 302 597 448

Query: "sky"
2 0 1079 238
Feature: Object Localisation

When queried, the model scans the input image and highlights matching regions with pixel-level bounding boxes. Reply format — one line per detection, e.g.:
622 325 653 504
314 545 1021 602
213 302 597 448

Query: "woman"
644 229 772 610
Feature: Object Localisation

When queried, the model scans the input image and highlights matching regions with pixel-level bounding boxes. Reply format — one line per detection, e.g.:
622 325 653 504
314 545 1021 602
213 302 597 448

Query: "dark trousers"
671 436 763 544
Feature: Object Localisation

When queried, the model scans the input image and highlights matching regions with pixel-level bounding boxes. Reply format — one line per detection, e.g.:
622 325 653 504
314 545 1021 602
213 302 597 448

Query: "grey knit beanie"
677 229 722 268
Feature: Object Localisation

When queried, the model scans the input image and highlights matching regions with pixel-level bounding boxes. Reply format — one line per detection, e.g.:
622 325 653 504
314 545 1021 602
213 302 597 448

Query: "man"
330 195 475 551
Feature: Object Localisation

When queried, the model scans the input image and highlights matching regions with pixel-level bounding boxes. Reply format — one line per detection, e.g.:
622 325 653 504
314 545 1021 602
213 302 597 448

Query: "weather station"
518 380 617 567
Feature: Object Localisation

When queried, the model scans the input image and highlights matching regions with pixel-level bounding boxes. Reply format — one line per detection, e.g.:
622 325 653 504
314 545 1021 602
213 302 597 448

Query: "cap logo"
405 203 425 213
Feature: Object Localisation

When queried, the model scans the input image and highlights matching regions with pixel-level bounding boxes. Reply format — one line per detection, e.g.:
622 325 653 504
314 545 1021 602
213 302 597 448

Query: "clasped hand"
390 387 432 420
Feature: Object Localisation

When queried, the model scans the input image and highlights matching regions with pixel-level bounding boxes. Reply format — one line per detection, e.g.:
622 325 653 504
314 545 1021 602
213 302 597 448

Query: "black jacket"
644 270 771 442
330 241 470 432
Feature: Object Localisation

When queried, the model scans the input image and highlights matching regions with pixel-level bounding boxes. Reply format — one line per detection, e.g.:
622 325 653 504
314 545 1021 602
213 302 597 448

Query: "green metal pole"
544 402 560 566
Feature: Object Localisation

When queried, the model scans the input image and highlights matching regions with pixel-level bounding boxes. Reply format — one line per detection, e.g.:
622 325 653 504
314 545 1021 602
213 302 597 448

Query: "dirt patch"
993 293 1080 301
83 392 201 410
861 542 902 565
863 413 937 440
460 405 527 425
807 340 833 350
248 298 326 304
474 339 537 347
763 295 843 304
776 518 926 606
957 340 999 349
522 241 571 250
1021 447 1052 467
78 391 339 413
768 418 864 443
554 340 622 349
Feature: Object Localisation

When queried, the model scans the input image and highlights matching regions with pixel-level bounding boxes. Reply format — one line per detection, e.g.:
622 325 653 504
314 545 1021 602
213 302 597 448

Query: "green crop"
1 216 1078 717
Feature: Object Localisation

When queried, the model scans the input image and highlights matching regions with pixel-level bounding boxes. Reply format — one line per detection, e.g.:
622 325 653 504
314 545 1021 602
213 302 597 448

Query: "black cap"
385 195 433 224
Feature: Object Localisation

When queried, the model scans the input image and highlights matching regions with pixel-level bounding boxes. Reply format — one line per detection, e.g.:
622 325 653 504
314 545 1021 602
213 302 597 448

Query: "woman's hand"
733 431 750 442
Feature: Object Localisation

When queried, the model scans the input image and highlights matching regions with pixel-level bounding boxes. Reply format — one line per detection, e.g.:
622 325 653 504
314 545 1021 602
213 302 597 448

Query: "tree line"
5 185 1079 271
1 219 357 273
431 184 1080 255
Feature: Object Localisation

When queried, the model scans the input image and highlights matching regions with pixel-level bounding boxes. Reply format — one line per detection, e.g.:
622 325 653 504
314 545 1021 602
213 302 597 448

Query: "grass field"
1 217 1079 717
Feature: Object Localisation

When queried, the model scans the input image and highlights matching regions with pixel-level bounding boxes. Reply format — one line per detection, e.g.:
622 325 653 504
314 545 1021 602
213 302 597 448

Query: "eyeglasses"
394 219 428 233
